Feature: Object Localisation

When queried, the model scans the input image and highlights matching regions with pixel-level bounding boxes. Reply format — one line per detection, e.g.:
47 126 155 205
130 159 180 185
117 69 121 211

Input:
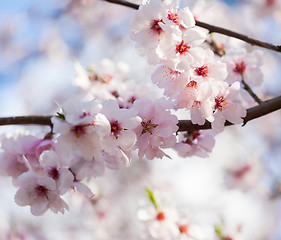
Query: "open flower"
52 99 111 161
212 82 247 132
39 150 74 195
14 171 68 216
132 98 178 160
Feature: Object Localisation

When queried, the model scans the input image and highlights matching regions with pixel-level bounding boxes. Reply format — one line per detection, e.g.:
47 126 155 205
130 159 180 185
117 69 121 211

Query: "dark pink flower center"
141 120 158 135
71 123 94 138
195 65 208 77
150 19 164 35
48 167 60 180
176 40 190 55
110 120 123 138
167 11 179 24
186 80 197 88
35 185 48 197
184 131 200 145
215 96 226 111
233 61 246 75
71 124 88 138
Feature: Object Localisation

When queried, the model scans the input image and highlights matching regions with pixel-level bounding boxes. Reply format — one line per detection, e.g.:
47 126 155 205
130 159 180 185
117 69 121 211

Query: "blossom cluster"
0 0 267 217
0 96 181 215
131 0 264 132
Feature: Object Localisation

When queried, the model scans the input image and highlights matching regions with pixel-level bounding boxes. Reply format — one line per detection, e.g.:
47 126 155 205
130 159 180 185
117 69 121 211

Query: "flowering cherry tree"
0 0 281 239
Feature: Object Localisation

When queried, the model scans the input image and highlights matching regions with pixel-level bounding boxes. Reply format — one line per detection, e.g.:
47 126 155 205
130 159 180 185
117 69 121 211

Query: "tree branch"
241 78 262 104
0 116 53 128
177 95 281 132
0 95 280 132
195 21 281 53
103 0 281 53
104 0 139 9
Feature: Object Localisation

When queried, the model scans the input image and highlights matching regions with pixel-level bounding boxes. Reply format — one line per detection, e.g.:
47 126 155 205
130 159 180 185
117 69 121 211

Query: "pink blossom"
164 7 196 29
14 171 68 216
190 96 215 125
101 99 141 151
173 79 214 125
0 134 45 180
130 0 176 64
212 82 247 132
73 59 131 101
132 98 178 160
100 99 141 166
151 65 187 97
70 156 105 180
189 49 228 82
39 150 74 195
158 26 206 71
174 131 216 158
52 99 111 161
223 48 263 87
174 79 198 110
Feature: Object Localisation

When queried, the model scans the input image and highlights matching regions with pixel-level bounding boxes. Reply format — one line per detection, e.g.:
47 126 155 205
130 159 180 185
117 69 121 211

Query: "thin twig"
207 33 225 57
0 95 280 132
103 0 139 9
103 0 281 53
241 78 262 104
195 20 281 52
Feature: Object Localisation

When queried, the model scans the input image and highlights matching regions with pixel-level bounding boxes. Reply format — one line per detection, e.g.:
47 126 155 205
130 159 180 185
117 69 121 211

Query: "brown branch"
195 21 281 53
103 0 139 9
0 95 280 132
241 78 262 104
103 0 281 53
0 116 53 128
177 95 281 132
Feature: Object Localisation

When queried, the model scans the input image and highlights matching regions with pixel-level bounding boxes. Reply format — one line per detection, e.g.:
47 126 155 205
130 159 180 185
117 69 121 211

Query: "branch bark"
0 95 280 132
103 0 281 53
177 95 281 132
0 116 53 128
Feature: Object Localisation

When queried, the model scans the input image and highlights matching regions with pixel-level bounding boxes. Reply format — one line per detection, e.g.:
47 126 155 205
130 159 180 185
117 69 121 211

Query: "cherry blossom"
73 59 131 101
132 98 178 160
52 99 111 161
130 0 174 64
164 6 196 29
151 65 186 97
212 82 247 132
14 171 68 216
159 27 207 71
101 99 141 156
174 130 215 158
189 49 228 82
223 48 263 88
0 134 52 181
39 150 74 195
0 0 278 234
